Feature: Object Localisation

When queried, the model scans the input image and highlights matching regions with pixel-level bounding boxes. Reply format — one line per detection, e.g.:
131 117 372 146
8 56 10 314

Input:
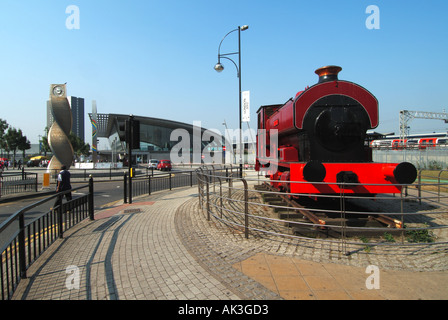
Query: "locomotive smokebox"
315 65 342 83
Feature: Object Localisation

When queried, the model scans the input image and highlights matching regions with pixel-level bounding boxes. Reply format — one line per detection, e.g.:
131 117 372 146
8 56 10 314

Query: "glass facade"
89 113 224 164
139 123 174 151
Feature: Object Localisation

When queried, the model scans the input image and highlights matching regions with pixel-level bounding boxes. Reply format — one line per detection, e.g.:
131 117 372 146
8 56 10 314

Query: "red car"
157 159 172 171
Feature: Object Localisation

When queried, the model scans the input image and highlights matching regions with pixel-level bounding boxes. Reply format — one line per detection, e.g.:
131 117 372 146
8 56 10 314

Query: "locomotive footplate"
289 162 416 195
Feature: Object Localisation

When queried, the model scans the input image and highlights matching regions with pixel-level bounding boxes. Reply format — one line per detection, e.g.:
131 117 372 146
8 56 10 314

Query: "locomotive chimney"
315 65 342 83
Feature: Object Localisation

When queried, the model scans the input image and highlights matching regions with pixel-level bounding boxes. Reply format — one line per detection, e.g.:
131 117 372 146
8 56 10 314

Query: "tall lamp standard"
214 25 249 178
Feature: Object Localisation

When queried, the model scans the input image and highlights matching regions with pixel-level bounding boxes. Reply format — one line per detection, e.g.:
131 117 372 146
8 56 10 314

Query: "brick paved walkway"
12 186 448 300
13 188 244 300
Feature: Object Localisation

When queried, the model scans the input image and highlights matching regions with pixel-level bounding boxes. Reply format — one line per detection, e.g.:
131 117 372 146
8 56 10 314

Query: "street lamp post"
214 25 249 178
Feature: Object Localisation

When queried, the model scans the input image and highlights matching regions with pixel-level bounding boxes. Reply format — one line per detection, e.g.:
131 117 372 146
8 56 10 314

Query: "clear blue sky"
1 0 447 145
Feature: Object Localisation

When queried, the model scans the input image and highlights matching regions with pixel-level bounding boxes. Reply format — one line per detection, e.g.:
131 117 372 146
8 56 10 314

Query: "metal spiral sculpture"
47 84 74 172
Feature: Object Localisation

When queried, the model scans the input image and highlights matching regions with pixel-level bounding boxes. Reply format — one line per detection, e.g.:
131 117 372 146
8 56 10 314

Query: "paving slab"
11 185 448 301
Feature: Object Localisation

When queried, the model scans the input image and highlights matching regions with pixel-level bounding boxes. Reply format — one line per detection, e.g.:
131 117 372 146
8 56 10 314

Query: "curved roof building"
88 113 223 164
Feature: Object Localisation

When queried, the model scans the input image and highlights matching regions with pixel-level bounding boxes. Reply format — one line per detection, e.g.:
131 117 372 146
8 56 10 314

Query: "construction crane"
399 110 448 145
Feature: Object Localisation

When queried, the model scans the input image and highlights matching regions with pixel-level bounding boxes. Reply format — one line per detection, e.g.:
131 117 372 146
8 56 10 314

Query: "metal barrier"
415 169 448 203
0 172 38 198
196 168 448 256
46 168 127 182
125 166 242 203
0 178 94 300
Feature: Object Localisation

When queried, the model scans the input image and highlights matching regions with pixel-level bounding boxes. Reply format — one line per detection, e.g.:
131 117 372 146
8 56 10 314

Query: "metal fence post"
148 175 151 195
129 170 133 204
437 169 447 203
400 188 405 244
198 169 204 209
212 168 216 193
418 170 422 205
218 177 223 218
124 173 128 204
58 194 64 239
89 176 94 221
18 212 27 279
206 175 210 221
228 173 233 199
243 178 249 239
339 183 346 255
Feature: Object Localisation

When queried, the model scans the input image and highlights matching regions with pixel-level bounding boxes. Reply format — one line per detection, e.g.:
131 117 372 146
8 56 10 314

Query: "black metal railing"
0 172 38 198
46 168 128 182
124 166 241 204
0 178 94 300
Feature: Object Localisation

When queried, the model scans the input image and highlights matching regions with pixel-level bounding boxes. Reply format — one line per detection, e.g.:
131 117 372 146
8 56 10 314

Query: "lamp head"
214 62 224 72
241 25 249 31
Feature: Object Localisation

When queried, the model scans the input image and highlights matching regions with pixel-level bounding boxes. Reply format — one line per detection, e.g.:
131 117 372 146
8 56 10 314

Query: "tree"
4 128 31 166
18 132 31 160
41 127 51 156
4 127 20 165
0 118 9 158
69 132 91 157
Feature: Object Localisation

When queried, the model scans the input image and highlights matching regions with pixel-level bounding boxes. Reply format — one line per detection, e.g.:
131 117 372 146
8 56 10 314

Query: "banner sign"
242 91 250 122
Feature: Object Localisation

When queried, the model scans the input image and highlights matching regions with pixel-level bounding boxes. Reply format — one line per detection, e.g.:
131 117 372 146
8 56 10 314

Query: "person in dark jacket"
54 165 72 208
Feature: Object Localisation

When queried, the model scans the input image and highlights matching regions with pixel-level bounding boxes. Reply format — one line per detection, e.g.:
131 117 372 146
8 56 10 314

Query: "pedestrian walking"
54 165 72 208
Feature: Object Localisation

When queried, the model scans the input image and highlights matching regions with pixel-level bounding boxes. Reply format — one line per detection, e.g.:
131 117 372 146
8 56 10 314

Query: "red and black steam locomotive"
256 66 417 195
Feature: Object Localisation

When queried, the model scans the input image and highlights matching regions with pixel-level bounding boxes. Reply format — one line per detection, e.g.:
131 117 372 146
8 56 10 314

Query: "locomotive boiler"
256 66 417 195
